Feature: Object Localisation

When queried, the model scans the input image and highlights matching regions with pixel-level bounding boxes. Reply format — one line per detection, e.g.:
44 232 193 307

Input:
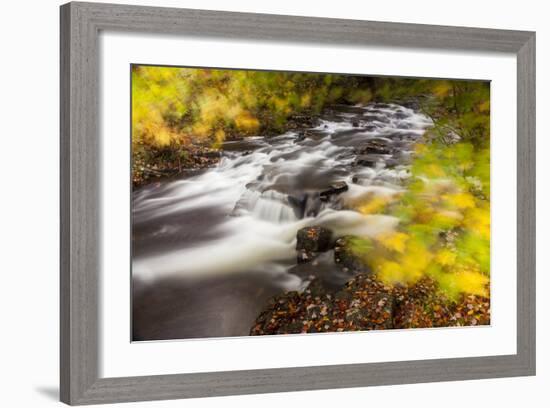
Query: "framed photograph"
60 1 535 405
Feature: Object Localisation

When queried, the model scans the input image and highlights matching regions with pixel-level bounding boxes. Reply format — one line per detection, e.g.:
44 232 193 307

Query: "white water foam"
132 103 432 283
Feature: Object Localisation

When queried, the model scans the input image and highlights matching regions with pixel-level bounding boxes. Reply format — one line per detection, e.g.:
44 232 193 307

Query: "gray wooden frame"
60 1 536 405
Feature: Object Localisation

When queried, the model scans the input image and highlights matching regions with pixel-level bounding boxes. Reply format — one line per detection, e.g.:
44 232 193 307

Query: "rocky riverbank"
250 274 491 335
132 113 320 188
250 274 490 335
250 226 490 335
132 143 222 187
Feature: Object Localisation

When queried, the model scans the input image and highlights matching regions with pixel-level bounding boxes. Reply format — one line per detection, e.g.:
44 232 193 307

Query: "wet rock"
297 226 333 252
303 194 323 217
242 150 252 156
320 181 349 202
354 155 379 167
292 114 319 128
285 320 304 333
296 226 333 264
334 236 368 272
295 131 308 143
358 140 393 155
246 181 265 192
334 289 352 302
352 120 360 127
364 114 387 123
297 249 313 264
284 114 319 132
345 292 395 330
305 278 329 298
383 158 400 168
365 145 392 155
287 194 308 218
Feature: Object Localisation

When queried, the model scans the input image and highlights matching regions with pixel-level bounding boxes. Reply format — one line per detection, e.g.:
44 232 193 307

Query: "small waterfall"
251 190 298 223
233 189 299 222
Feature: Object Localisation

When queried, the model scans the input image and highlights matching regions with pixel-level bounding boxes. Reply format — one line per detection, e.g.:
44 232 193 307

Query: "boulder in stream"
358 140 393 155
296 226 333 264
319 181 349 202
296 226 332 252
354 155 380 167
294 130 309 143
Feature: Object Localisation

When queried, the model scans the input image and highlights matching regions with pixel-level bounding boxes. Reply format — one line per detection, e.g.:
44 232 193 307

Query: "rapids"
132 103 432 340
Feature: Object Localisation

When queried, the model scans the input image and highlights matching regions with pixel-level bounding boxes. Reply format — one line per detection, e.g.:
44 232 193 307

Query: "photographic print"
131 65 491 341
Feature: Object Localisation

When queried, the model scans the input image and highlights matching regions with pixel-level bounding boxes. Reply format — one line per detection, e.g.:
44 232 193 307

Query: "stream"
132 102 432 341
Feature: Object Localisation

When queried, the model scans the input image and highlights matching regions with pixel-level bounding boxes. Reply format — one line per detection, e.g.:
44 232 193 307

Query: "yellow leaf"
431 210 462 229
425 163 446 178
235 111 260 133
378 261 404 284
445 192 475 209
463 206 491 240
192 122 211 138
455 271 489 296
400 240 432 281
213 129 226 148
358 196 389 215
435 249 456 266
377 232 409 254
154 126 173 146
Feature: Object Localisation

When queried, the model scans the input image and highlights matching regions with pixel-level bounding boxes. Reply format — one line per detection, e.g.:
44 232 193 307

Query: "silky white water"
132 103 432 340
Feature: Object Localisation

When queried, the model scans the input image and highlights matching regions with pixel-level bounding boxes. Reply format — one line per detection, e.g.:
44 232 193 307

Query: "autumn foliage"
350 80 490 299
132 66 490 300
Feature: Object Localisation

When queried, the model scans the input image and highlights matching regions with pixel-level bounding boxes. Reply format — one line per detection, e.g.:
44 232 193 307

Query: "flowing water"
132 103 432 341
